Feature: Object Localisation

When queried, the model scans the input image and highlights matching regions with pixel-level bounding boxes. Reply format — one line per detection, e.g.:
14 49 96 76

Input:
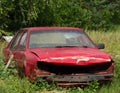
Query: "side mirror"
96 43 105 49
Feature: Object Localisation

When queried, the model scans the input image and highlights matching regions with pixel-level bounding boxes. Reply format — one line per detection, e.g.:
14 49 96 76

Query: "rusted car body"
3 27 114 86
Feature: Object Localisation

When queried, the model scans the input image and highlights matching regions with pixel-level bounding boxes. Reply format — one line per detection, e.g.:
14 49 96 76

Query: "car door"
3 31 23 63
13 31 28 69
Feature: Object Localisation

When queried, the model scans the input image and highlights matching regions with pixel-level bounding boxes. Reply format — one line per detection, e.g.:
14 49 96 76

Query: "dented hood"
30 48 112 66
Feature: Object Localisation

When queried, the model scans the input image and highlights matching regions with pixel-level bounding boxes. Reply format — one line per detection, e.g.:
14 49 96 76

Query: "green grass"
0 30 120 93
86 31 120 93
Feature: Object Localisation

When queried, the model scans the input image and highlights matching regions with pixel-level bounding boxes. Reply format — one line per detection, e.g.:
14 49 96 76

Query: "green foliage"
82 0 114 30
84 80 99 93
1 0 120 32
0 30 13 36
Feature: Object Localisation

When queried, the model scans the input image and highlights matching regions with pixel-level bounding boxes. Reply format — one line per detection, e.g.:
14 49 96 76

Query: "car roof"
20 27 82 31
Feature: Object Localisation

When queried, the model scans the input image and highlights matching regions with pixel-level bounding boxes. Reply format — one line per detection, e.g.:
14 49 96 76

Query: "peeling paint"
76 58 89 63
42 56 111 63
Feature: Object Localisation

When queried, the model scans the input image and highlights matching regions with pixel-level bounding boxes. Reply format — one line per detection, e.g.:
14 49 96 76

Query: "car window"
18 31 27 50
10 31 23 50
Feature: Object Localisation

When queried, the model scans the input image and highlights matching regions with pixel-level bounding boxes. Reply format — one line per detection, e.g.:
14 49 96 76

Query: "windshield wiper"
55 46 80 48
81 45 89 48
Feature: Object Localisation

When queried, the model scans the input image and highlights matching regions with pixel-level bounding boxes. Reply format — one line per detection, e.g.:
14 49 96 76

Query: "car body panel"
30 48 111 66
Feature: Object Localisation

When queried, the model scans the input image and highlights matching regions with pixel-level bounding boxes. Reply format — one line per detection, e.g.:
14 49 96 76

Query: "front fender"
24 51 40 78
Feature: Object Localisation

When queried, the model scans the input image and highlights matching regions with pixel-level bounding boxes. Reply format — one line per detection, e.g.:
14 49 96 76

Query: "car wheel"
29 70 37 82
24 64 37 82
17 66 25 78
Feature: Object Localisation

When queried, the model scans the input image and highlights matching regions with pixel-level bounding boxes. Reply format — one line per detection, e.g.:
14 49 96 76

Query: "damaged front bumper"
36 73 113 85
35 61 114 86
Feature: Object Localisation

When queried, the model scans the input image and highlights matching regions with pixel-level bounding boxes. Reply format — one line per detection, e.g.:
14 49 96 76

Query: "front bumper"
36 73 113 85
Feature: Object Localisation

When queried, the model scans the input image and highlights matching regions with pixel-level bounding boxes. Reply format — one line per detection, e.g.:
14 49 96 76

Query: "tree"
1 0 120 32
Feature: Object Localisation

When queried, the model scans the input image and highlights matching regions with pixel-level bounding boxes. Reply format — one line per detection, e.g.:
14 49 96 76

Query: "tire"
24 64 37 82
17 66 25 78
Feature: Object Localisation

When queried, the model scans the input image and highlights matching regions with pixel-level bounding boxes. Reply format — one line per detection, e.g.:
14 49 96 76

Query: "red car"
3 27 114 86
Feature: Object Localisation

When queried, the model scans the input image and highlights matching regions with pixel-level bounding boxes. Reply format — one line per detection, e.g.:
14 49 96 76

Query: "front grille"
37 61 112 74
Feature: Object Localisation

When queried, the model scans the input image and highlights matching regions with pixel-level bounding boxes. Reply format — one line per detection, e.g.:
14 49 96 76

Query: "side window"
18 32 27 50
10 32 23 50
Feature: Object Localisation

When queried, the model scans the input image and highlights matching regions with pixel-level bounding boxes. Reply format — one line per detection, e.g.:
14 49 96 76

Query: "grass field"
0 30 120 93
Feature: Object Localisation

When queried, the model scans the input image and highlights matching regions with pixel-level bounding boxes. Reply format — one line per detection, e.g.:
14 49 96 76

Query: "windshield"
29 30 96 48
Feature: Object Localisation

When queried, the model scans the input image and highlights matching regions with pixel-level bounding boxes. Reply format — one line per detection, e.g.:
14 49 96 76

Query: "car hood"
30 48 112 66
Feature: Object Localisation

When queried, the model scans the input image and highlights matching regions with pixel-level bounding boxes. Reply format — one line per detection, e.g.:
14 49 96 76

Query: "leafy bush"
0 30 13 36
1 0 120 31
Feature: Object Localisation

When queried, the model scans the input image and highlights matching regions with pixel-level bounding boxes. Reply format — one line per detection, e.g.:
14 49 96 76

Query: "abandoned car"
3 27 114 86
